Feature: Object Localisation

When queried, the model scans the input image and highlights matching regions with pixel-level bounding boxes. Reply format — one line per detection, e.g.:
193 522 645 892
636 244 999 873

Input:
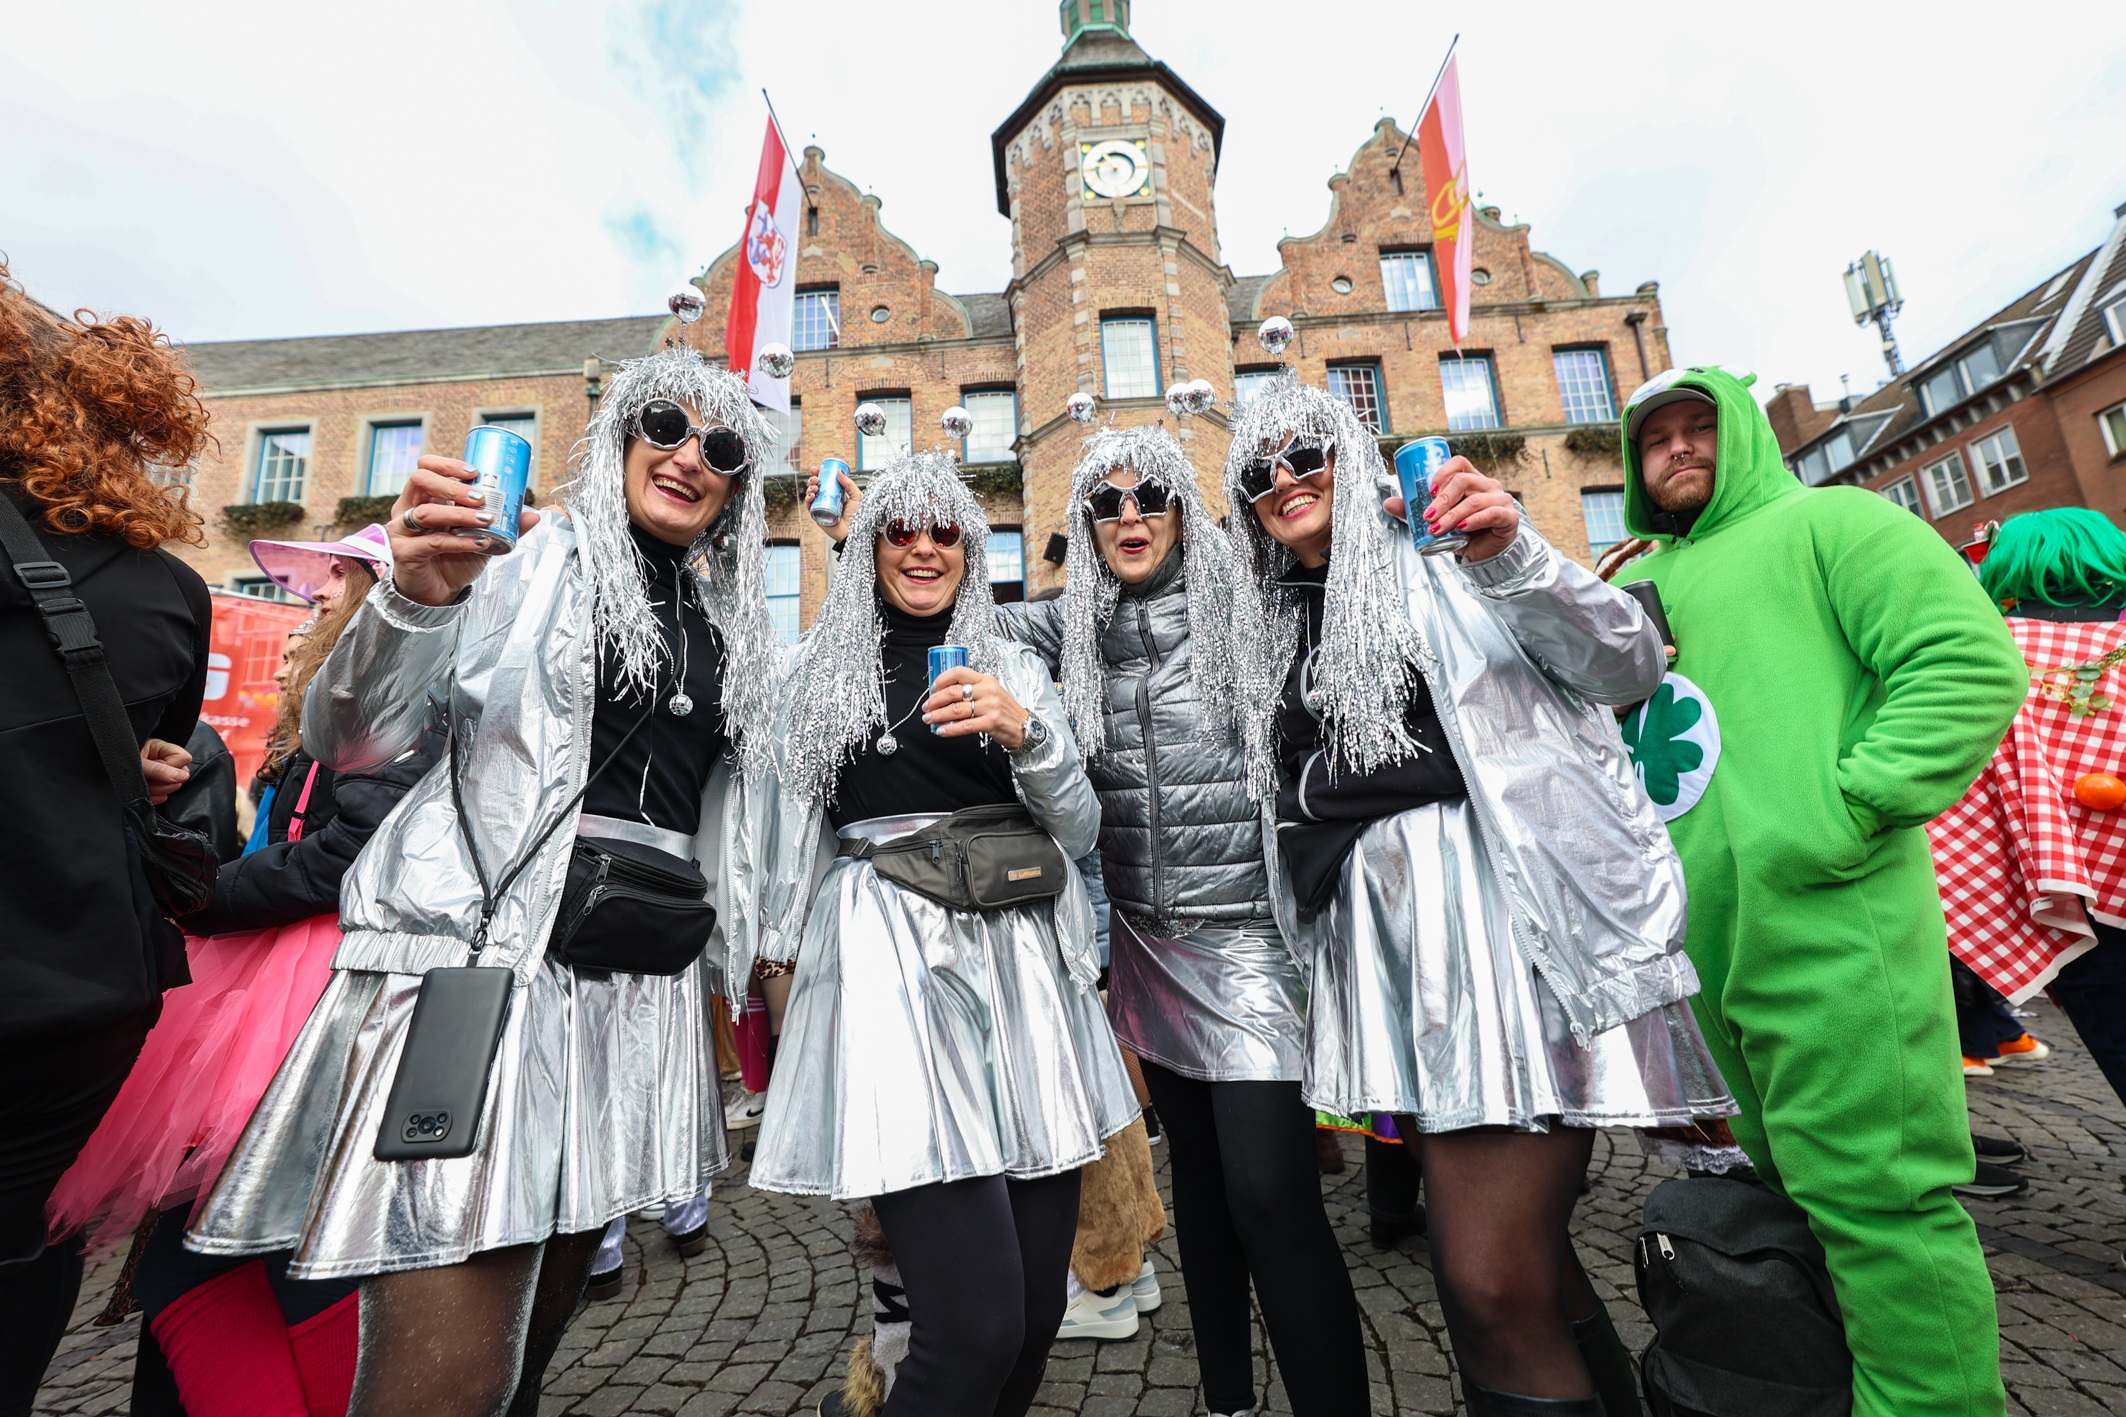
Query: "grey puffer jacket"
1000 553 1271 932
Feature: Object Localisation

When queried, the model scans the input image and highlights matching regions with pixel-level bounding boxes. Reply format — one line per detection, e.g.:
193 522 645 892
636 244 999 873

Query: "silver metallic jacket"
1000 555 1271 934
1321 516 1696 1042
302 516 759 988
746 641 1104 985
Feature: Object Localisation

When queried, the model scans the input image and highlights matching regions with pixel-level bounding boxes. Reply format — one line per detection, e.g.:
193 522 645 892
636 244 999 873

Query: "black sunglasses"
884 520 963 549
635 400 751 475
1236 439 1333 505
1084 479 1174 523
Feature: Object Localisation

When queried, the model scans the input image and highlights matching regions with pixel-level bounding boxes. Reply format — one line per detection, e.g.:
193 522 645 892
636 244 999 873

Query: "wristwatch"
1014 712 1050 754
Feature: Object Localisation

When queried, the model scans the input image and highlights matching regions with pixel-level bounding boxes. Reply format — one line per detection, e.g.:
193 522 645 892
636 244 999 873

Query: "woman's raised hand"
387 456 540 607
804 466 862 543
923 666 1030 751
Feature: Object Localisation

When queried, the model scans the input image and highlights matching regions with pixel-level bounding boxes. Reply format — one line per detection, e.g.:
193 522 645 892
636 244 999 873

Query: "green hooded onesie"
1616 368 2023 1417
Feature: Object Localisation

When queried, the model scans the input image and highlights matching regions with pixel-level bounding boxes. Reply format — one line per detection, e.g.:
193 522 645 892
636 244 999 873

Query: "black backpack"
1634 1174 1853 1416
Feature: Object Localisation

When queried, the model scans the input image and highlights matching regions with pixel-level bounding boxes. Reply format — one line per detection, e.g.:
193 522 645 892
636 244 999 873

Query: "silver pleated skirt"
1303 800 1733 1132
187 954 727 1280
1109 917 1307 1083
750 819 1141 1200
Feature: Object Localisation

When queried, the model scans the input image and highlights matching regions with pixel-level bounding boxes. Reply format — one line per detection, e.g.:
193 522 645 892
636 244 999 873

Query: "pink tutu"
48 914 343 1255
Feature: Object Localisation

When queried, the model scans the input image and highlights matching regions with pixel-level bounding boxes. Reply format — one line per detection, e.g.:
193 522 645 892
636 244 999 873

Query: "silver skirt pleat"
1303 800 1734 1132
187 955 727 1280
750 841 1140 1200
1109 918 1306 1083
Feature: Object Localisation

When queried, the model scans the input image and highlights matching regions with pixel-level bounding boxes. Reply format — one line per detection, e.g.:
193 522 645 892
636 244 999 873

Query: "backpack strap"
0 493 156 812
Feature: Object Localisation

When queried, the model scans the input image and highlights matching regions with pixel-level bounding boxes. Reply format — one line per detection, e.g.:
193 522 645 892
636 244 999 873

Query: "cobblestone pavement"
37 999 2126 1415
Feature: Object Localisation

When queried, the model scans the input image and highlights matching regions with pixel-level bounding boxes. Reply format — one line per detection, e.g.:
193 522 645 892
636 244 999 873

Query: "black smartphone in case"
373 965 514 1162
1620 580 1675 652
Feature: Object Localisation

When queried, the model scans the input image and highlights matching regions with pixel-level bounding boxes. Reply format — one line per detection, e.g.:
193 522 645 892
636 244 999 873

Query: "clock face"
1080 139 1150 200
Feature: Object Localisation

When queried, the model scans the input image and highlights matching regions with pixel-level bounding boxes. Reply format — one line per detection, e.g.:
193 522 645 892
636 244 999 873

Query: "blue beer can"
456 425 532 554
927 644 970 733
1393 437 1470 558
811 457 850 528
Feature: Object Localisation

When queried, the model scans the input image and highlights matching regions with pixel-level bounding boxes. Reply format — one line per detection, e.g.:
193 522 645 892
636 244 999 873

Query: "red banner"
1416 51 1473 347
724 110 802 412
201 591 309 787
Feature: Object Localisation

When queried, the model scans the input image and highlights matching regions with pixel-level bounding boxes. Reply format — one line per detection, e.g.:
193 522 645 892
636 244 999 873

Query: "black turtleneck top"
1274 560 1466 823
827 600 1017 830
583 525 729 835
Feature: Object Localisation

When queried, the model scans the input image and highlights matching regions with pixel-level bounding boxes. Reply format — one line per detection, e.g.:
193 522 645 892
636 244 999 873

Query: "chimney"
1764 384 1829 455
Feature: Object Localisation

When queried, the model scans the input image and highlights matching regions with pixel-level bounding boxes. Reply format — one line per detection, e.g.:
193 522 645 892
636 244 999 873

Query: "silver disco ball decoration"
1185 378 1217 415
1165 382 1196 418
940 405 974 440
1257 315 1294 355
854 402 889 438
1064 391 1097 424
667 286 707 324
756 342 795 379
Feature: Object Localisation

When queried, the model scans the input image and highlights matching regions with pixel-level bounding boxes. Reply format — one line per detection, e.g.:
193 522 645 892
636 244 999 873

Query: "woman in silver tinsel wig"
1221 376 1737 1417
189 348 780 1414
742 448 1138 1417
996 420 1368 1416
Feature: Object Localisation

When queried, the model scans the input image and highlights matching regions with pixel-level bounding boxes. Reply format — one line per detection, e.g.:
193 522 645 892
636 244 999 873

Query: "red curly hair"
0 261 208 549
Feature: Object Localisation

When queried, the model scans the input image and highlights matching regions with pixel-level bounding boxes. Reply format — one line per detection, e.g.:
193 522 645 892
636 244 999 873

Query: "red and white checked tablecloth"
1929 617 2126 1001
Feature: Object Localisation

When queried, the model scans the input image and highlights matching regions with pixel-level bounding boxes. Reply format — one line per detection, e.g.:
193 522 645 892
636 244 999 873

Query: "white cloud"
4 0 2121 412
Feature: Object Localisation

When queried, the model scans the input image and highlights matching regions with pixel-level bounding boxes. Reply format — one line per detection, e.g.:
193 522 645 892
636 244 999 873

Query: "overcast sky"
5 1 2121 404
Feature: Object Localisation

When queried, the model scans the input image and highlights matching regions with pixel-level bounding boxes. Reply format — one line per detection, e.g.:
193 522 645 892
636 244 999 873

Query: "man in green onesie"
1614 365 2024 1417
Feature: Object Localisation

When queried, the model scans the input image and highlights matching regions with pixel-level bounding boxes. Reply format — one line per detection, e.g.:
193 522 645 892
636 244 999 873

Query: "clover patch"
1621 673 1721 821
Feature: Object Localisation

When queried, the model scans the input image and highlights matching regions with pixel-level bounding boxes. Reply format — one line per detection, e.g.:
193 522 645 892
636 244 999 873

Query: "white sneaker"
725 1087 768 1130
1130 1258 1161 1313
1057 1277 1138 1340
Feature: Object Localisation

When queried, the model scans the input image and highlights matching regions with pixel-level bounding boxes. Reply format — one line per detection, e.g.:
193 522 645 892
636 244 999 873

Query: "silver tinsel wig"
1221 377 1425 801
1057 423 1240 760
776 450 996 808
560 348 778 766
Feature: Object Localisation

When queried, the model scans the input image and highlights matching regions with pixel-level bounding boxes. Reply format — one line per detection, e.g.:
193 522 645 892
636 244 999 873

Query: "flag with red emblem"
1415 45 1473 347
724 107 801 412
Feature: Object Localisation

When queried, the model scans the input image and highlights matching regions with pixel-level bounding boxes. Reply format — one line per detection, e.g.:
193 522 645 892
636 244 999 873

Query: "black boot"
1468 1387 1604 1415
1571 1306 1646 1417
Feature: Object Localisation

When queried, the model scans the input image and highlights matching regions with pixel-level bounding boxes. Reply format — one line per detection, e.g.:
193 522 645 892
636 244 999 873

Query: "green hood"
1621 367 1801 543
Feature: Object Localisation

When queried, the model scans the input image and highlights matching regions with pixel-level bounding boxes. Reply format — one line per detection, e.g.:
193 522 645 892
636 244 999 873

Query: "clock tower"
992 0 1234 591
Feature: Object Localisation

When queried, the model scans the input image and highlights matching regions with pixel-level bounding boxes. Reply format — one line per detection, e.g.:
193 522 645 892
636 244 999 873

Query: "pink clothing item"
149 1261 311 1417
46 914 343 1254
248 524 392 603
736 988 773 1094
289 1294 359 1417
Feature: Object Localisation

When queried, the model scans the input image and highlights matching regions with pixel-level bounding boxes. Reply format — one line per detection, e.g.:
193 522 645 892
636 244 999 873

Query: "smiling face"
1089 467 1182 585
875 524 967 616
1637 399 1719 515
1248 433 1336 567
622 399 735 546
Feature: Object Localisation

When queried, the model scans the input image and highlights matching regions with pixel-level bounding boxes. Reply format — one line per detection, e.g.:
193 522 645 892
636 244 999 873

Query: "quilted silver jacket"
999 553 1273 934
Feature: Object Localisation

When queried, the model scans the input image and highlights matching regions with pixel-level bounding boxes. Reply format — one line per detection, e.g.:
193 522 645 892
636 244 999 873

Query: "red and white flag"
725 109 801 412
1415 47 1473 347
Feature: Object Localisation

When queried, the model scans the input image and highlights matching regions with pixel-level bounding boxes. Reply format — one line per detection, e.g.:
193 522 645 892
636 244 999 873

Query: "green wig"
1978 508 2126 611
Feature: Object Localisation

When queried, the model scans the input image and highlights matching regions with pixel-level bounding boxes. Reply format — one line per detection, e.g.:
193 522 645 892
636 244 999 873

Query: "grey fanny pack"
837 803 1068 912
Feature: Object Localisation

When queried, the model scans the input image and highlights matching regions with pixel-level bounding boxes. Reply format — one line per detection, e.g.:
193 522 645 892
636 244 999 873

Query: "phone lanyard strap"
449 696 658 954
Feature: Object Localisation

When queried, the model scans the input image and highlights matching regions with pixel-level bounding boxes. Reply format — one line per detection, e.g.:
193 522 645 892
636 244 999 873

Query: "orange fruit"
2074 773 2126 810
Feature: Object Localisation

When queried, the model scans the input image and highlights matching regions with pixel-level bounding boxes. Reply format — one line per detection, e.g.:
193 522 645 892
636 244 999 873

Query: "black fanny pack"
450 699 715 977
550 834 716 976
838 803 1068 912
1277 817 1374 910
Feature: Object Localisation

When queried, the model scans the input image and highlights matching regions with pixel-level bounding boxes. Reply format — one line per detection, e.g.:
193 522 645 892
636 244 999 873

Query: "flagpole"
1389 35 1460 177
760 88 808 189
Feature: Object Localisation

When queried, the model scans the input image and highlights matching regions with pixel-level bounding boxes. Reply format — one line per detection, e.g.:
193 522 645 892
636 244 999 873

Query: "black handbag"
836 802 1068 912
448 699 716 976
1634 1173 1853 1416
1276 817 1373 910
0 494 217 918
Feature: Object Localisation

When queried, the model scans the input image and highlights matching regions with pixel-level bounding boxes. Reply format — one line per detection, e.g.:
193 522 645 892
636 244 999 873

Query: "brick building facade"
171 0 1676 630
1768 197 2126 545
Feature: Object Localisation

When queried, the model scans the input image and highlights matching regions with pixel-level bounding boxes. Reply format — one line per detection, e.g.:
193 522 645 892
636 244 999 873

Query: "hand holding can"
387 440 539 607
809 458 858 539
927 645 969 733
1393 439 1470 557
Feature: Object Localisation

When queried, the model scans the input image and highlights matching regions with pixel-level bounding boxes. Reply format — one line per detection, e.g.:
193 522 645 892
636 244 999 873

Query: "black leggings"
1142 1064 1368 1416
869 1170 1081 1417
